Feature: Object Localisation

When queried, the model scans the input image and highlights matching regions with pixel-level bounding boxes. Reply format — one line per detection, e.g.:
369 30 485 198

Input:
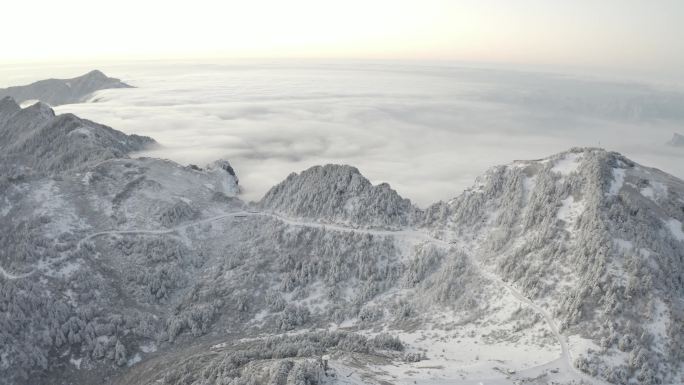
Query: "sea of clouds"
2 60 683 206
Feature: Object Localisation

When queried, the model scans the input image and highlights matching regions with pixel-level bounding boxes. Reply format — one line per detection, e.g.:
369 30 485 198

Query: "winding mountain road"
0 209 605 385
257 211 606 385
0 265 33 280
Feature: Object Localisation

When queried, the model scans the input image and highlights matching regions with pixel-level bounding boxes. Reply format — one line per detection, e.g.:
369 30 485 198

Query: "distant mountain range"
0 75 682 385
0 70 131 106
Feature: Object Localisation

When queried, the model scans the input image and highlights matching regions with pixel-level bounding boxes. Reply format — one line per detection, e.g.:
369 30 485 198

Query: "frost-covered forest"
0 99 683 385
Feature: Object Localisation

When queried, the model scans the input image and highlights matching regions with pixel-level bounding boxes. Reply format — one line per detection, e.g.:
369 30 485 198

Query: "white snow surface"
69 357 82 369
608 168 626 195
139 342 158 353
640 180 668 201
1 141 683 385
551 152 582 175
127 353 142 367
665 218 684 241
557 195 584 228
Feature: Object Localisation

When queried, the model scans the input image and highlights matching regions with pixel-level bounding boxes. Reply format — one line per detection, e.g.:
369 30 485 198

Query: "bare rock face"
0 70 132 106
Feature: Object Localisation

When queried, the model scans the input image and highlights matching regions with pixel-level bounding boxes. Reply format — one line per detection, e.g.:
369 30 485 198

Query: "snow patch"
248 309 269 327
665 218 684 241
370 302 558 384
641 186 655 199
31 180 88 237
557 195 584 229
343 196 361 214
140 342 158 353
127 353 142 367
81 171 94 185
640 181 667 201
551 152 582 175
613 239 633 252
53 261 82 278
607 168 625 196
522 175 537 201
567 335 601 362
69 356 82 369
0 196 11 216
65 289 78 306
650 299 670 353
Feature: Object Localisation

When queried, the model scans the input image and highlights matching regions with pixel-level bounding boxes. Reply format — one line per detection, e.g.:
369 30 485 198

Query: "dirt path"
1 209 604 384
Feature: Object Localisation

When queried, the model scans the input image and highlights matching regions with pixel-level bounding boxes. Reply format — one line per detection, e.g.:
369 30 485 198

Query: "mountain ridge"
0 106 682 385
0 70 132 106
0 96 155 177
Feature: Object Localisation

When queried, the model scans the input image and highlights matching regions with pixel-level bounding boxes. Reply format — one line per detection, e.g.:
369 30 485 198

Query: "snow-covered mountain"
0 97 155 177
0 107 682 385
0 70 132 106
422 149 684 384
259 164 419 229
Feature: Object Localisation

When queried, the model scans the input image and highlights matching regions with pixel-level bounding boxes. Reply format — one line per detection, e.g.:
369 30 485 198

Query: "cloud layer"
41 60 684 206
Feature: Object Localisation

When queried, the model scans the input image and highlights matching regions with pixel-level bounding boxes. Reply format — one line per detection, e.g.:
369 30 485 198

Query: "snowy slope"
259 164 420 229
421 148 684 384
0 70 132 106
0 109 682 385
0 97 155 176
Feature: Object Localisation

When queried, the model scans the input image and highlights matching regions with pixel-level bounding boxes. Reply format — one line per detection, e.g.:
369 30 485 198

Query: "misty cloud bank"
7 60 681 206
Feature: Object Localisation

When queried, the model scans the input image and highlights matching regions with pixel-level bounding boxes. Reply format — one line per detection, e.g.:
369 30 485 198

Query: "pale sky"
3 0 683 78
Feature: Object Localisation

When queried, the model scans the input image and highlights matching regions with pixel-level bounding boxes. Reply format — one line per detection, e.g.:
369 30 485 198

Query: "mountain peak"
205 159 240 195
259 163 417 228
0 96 20 115
0 103 155 175
24 101 55 117
0 70 132 106
84 69 106 79
509 147 634 179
